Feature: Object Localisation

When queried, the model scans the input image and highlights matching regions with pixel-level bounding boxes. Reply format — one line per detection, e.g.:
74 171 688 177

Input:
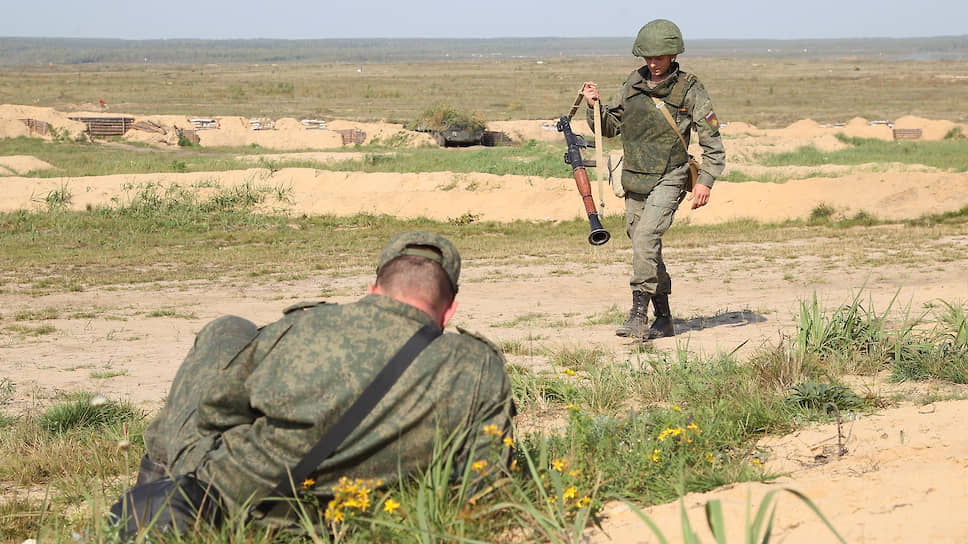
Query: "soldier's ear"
441 300 458 328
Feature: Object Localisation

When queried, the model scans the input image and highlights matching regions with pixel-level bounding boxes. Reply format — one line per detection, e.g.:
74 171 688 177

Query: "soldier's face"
643 55 675 79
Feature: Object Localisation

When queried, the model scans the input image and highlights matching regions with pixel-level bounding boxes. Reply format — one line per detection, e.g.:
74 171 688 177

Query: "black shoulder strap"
249 322 442 519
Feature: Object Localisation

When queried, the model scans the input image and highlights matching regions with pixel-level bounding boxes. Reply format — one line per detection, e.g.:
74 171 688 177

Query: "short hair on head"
376 254 455 313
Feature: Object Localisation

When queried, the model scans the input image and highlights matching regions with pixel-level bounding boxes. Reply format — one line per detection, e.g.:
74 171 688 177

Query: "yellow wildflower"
706 453 714 463
503 436 514 448
550 458 567 472
510 459 520 472
483 424 502 436
471 459 489 473
383 498 401 514
566 403 580 412
686 422 700 432
568 468 582 478
651 448 661 463
577 496 591 508
562 487 577 500
672 405 681 412
563 368 576 376
324 501 344 523
301 477 316 490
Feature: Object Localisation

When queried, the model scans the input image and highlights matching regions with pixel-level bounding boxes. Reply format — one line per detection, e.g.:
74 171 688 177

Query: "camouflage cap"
377 231 461 292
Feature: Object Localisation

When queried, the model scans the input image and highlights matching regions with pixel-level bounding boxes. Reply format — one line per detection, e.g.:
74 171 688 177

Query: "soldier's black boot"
616 291 650 338
646 294 675 340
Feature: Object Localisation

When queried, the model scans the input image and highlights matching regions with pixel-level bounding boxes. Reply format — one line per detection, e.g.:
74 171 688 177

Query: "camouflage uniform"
588 62 726 295
142 234 513 528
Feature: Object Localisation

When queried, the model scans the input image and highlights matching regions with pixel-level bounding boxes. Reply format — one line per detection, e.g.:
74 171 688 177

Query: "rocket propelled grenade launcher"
557 115 610 246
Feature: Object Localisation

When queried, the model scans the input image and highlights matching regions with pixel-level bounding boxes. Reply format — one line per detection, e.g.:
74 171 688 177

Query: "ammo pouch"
687 157 699 192
109 472 224 541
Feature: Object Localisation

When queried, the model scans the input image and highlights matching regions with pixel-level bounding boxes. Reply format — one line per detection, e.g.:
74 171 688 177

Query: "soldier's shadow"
673 308 767 334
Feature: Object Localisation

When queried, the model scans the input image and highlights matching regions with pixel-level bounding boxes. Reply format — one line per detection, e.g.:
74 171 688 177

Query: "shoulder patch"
704 110 720 132
282 300 330 314
456 325 503 356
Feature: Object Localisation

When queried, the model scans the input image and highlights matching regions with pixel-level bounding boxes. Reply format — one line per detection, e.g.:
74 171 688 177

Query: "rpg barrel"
556 115 610 246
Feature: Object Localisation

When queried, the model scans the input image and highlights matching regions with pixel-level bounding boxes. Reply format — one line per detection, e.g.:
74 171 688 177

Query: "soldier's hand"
582 81 599 107
688 184 711 209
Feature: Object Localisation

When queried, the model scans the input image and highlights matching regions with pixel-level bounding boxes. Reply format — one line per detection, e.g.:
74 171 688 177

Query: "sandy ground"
2 105 968 542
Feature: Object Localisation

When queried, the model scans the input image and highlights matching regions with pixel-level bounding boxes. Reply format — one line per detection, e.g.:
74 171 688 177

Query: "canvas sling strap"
651 95 698 192
650 95 690 153
593 97 605 208
248 321 443 519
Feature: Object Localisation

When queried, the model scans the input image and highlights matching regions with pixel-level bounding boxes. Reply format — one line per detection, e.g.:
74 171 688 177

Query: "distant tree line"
0 35 965 66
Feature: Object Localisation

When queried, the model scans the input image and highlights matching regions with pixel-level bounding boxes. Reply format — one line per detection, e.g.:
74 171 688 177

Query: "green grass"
760 134 968 172
0 135 571 179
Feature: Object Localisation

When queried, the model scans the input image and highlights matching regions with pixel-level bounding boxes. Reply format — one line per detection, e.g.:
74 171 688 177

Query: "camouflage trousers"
623 162 689 296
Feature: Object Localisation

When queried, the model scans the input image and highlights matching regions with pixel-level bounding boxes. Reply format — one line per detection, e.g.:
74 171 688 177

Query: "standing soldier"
582 19 726 340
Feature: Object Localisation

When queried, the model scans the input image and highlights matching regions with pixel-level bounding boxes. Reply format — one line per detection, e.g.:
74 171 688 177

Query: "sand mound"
0 105 88 140
893 115 959 139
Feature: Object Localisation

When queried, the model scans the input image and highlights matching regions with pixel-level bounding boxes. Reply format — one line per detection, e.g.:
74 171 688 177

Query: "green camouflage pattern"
587 64 726 194
143 294 513 527
623 166 689 295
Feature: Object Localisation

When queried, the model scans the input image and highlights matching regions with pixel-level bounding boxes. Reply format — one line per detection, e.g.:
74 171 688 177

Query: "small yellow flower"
550 458 567 472
751 458 762 466
577 496 591 508
510 459 520 472
503 436 514 448
383 498 401 514
471 459 489 473
672 405 681 412
483 424 502 436
568 468 582 478
706 453 714 463
566 403 580 412
563 368 576 376
562 487 577 500
301 477 316 490
651 448 661 463
324 501 345 523
686 422 700 431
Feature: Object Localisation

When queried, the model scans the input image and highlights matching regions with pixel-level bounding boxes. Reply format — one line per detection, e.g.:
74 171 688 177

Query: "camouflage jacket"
587 63 726 194
144 294 513 526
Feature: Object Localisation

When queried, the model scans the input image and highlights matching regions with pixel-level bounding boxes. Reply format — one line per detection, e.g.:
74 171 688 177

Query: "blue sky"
3 0 966 40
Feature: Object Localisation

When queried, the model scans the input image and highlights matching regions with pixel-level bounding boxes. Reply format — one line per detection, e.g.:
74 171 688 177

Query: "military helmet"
632 19 685 57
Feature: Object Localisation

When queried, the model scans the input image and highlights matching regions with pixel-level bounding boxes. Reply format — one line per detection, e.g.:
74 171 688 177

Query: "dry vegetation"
3 57 968 127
